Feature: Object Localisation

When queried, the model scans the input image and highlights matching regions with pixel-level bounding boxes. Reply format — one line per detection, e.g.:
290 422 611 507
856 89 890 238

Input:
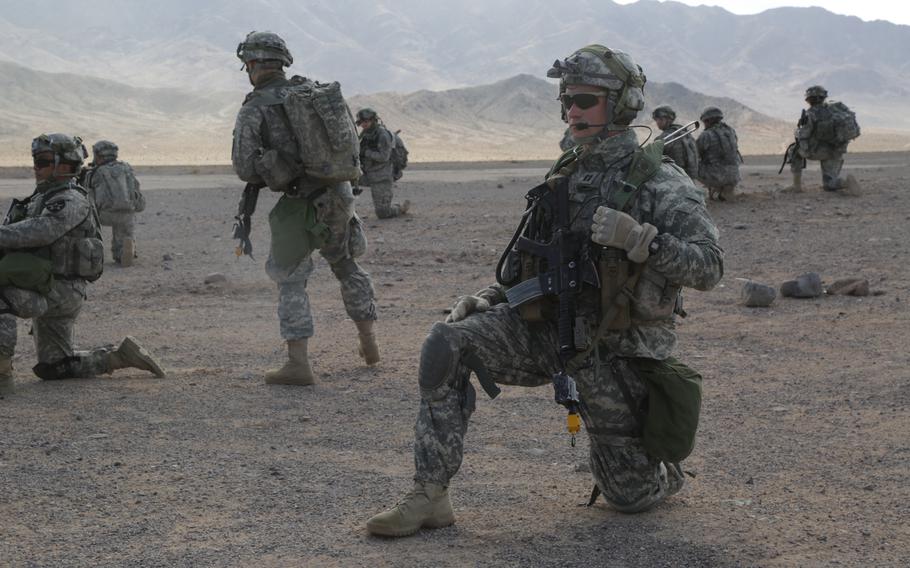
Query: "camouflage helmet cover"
651 105 676 121
356 108 378 123
31 133 87 166
236 31 293 66
804 85 828 99
92 139 119 160
700 106 724 121
547 44 646 126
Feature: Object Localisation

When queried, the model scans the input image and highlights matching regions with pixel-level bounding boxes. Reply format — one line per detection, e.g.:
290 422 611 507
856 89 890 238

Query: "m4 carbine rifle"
233 182 265 258
779 109 808 174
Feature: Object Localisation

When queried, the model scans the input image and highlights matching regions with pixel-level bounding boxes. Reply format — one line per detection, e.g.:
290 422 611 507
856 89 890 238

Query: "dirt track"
1 152 908 567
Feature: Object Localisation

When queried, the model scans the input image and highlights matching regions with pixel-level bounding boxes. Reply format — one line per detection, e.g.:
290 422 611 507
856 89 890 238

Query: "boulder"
780 272 823 298
740 280 777 307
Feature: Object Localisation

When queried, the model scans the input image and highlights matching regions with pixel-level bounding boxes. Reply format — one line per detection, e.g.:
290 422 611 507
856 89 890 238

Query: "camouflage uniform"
359 122 405 219
788 99 853 191
696 115 741 201
0 179 117 378
233 75 376 341
83 146 143 264
413 128 723 510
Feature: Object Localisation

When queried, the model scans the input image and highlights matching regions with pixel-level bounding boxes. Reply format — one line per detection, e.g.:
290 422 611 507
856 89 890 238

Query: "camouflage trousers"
266 182 376 340
368 180 405 219
789 147 846 190
414 303 683 513
0 281 113 378
98 210 136 263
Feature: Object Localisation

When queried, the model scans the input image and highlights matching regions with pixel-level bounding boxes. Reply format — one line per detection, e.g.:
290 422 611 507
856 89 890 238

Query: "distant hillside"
0 61 238 165
0 63 906 166
1 0 909 128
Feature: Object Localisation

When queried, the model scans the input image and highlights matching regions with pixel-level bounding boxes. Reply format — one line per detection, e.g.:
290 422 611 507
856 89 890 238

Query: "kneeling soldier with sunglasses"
365 45 724 537
0 134 164 396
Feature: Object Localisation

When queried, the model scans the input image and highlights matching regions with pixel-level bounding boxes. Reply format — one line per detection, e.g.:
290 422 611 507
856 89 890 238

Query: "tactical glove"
445 295 490 323
591 206 658 263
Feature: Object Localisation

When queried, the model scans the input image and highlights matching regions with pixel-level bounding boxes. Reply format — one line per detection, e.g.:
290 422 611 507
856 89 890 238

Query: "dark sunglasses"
560 92 607 110
33 158 55 168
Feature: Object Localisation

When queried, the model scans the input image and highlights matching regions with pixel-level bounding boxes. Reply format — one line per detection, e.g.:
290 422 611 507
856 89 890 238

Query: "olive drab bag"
826 101 861 144
281 81 362 183
0 252 54 295
268 195 329 270
627 357 703 463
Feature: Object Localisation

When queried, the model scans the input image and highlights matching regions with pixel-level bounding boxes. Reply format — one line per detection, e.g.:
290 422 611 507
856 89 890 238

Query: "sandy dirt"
0 152 908 567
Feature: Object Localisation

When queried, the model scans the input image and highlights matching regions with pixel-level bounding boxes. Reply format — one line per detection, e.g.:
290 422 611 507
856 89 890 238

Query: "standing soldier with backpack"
232 32 380 386
82 140 145 266
696 107 742 202
783 86 861 193
355 108 410 219
0 134 164 395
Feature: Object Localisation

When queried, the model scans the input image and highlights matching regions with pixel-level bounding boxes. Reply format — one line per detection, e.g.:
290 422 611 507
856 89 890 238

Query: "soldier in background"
82 140 145 266
696 107 742 201
365 45 722 538
356 108 410 219
652 105 698 179
232 32 379 386
784 86 861 193
0 134 164 396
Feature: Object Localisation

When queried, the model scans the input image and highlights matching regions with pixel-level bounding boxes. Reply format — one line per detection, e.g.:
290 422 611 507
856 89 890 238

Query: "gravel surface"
1 153 908 567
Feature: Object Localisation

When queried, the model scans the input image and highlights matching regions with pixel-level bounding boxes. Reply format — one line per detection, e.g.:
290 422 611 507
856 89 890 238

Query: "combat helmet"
31 133 87 172
547 44 646 127
651 105 676 121
355 108 379 125
236 31 293 67
92 140 119 162
700 107 724 121
804 85 828 100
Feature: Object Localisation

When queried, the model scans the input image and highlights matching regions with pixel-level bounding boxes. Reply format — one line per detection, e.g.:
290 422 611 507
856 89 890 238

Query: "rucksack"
826 101 861 144
391 129 409 181
280 80 361 183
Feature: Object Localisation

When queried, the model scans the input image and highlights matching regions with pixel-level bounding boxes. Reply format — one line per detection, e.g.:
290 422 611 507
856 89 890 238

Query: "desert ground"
0 151 908 567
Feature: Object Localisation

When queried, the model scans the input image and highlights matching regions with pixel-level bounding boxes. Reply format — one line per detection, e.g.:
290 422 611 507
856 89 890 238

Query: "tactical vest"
30 183 104 283
500 141 676 332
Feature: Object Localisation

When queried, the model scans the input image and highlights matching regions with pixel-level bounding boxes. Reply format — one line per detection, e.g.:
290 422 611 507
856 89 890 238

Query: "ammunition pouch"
70 237 105 282
598 248 632 330
630 267 681 324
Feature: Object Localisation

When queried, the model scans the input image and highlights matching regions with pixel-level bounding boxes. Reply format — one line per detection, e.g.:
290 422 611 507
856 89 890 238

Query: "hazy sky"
614 0 910 26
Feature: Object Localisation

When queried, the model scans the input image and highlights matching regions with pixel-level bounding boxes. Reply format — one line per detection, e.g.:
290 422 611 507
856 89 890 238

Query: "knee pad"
33 356 81 380
330 257 360 280
418 323 458 392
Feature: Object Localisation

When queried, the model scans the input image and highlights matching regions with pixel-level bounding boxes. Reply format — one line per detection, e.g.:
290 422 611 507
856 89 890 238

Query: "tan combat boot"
0 357 14 396
120 238 135 267
398 200 411 216
265 339 315 385
783 171 802 193
366 481 455 537
355 320 380 366
107 336 166 377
